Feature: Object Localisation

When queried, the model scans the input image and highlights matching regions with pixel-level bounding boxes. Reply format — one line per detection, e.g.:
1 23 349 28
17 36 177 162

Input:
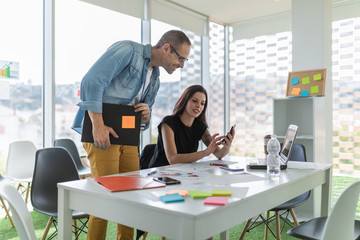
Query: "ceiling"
168 0 292 25
168 0 343 25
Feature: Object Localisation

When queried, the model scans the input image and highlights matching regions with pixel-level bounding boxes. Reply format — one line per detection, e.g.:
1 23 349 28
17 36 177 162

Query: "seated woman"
148 84 234 168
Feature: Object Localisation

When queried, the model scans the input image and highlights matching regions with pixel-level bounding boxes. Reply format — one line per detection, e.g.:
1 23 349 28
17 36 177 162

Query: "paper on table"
287 161 325 169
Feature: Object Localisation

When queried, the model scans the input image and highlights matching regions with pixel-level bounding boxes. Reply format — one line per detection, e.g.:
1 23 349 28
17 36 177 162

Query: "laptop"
247 124 298 170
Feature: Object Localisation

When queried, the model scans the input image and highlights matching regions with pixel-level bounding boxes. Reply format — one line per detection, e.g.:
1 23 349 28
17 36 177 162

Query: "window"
332 17 360 176
0 0 43 174
150 20 201 143
54 0 141 152
229 31 292 157
209 22 225 138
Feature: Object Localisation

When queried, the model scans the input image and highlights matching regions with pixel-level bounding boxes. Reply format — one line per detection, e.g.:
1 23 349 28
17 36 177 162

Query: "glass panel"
229 30 292 157
54 0 141 154
209 22 225 139
150 20 201 143
332 17 360 176
0 0 43 174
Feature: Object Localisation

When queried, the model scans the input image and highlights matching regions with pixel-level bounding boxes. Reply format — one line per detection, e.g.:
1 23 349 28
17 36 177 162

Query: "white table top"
58 157 332 240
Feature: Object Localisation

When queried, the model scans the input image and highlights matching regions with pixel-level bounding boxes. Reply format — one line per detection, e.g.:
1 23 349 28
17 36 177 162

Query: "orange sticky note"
122 116 135 128
291 88 301 96
167 190 188 197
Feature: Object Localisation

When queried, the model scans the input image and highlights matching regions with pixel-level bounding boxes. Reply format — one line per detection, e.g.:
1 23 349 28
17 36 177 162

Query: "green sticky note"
311 85 319 94
212 190 232 196
313 73 322 81
302 76 310 85
188 190 212 198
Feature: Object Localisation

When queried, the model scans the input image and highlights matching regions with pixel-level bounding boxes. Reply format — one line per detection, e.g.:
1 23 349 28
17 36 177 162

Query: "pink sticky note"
204 197 229 206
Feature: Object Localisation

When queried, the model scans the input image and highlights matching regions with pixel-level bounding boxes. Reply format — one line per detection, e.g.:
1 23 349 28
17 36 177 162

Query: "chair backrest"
321 180 360 240
6 140 37 180
0 182 37 240
287 143 307 162
31 147 80 215
139 144 156 170
54 138 85 171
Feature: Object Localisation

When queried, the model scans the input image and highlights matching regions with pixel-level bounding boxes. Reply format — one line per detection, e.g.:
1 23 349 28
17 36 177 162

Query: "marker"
210 163 228 167
147 170 157 176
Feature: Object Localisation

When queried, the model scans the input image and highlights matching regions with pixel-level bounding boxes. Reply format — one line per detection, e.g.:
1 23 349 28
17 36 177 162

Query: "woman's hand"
204 133 222 156
221 128 235 147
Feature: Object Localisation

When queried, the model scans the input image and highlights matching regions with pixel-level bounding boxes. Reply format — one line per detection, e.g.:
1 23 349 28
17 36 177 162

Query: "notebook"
81 103 141 146
93 175 165 192
247 124 298 170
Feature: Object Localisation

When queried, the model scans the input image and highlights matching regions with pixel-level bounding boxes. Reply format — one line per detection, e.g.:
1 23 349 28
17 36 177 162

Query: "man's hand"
88 112 118 149
135 103 150 124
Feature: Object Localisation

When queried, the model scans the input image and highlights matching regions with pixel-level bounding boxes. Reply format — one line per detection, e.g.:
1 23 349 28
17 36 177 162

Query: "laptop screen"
279 125 298 164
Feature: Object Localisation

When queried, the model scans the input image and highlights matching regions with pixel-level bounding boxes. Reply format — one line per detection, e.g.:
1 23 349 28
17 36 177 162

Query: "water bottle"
267 135 281 177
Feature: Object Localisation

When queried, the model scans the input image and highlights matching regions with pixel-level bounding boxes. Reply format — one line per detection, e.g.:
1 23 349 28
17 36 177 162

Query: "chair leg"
289 208 299 226
24 182 30 204
275 211 281 240
264 212 269 240
142 232 148 240
0 197 15 227
239 219 252 240
73 219 78 237
42 217 54 240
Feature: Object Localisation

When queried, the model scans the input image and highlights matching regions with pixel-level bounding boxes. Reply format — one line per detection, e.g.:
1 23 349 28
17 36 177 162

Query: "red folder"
93 175 165 192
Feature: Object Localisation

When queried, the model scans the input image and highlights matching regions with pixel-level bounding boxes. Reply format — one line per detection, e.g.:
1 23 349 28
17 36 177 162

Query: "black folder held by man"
81 103 141 146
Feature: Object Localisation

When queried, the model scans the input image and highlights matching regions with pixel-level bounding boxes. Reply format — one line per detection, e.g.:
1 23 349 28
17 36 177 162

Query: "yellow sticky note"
291 88 301 96
122 116 135 129
302 76 310 85
313 73 322 81
311 85 319 94
212 190 232 196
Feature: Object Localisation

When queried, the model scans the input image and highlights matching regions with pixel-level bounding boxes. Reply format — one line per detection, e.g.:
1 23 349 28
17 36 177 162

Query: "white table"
58 158 332 240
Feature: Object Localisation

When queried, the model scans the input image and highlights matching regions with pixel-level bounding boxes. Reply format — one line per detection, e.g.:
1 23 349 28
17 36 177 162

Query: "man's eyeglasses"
170 45 188 63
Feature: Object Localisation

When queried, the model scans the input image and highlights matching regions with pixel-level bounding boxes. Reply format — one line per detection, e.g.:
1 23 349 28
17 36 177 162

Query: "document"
81 103 141 146
93 175 165 192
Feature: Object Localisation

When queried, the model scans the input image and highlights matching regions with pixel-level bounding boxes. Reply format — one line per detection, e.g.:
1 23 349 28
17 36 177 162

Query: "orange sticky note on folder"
122 116 135 128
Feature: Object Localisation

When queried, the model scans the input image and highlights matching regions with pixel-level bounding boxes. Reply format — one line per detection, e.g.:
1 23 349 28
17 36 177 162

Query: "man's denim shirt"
72 41 160 134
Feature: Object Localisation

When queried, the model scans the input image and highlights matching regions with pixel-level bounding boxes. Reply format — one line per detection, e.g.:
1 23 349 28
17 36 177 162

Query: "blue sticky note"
291 77 299 85
160 193 184 203
301 90 309 97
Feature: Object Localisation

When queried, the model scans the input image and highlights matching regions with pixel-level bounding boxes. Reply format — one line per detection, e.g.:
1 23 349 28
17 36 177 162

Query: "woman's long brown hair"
173 85 208 125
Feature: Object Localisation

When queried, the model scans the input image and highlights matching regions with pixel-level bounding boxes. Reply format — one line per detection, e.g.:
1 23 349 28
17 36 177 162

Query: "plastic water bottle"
267 135 281 177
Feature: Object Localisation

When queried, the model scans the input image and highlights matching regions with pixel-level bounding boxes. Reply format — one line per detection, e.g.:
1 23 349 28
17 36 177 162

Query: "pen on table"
210 163 228 167
147 169 157 176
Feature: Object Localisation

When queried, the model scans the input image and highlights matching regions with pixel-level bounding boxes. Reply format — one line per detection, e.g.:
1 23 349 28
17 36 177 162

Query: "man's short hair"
154 30 191 49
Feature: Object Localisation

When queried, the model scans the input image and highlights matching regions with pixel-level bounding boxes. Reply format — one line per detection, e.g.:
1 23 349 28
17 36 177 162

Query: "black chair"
139 143 156 170
54 138 91 178
31 147 89 240
239 143 311 240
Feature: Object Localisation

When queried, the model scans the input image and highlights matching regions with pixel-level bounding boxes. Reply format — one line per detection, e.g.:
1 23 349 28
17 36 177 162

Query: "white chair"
0 182 37 240
287 179 360 240
0 173 14 227
6 140 37 204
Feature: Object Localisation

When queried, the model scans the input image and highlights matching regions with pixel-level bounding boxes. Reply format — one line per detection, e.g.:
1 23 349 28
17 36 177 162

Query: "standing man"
74 30 191 240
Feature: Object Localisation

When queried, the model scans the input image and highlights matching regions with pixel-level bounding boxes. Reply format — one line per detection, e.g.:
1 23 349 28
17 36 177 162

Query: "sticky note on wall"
302 76 310 85
313 73 322 81
291 88 301 96
311 85 319 94
301 91 309 97
122 116 135 128
291 77 299 85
